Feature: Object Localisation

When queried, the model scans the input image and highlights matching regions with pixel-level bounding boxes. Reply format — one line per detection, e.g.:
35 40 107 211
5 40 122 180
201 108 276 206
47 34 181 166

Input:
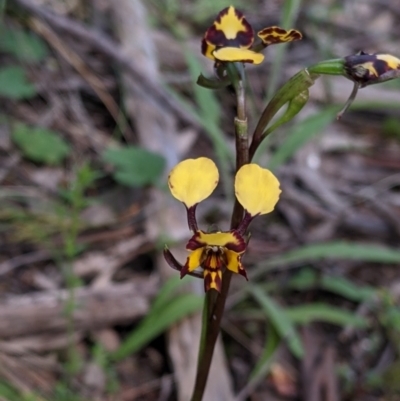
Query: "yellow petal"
213 47 264 64
225 250 241 274
193 231 245 252
225 250 247 279
168 158 219 208
235 164 281 216
185 247 204 272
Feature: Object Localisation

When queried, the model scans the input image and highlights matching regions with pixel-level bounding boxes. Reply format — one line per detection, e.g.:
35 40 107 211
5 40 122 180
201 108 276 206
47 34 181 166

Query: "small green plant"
113 276 203 360
102 146 165 187
12 122 71 165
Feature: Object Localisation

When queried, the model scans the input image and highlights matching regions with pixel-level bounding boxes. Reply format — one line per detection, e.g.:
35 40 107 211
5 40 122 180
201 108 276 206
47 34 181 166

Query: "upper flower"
201 6 302 65
164 157 281 292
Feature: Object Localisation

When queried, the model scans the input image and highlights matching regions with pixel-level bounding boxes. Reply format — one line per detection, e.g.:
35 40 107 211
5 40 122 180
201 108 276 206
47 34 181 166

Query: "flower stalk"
169 7 400 401
190 61 249 401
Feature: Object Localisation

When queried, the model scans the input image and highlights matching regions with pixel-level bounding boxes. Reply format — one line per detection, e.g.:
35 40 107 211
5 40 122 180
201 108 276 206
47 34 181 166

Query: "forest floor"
1 1 400 400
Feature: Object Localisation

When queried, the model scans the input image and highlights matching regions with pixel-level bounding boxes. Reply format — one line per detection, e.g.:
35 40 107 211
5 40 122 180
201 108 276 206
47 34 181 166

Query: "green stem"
190 63 248 401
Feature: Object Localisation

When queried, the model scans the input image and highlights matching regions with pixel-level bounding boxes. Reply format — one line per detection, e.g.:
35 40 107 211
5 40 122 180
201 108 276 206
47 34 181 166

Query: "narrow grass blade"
251 241 400 280
267 106 337 170
113 293 203 360
151 275 183 312
285 303 368 328
249 285 304 358
250 323 280 381
288 268 375 302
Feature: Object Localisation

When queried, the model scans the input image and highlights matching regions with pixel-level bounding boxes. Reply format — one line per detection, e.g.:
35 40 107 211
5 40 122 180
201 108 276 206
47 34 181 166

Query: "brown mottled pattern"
345 53 384 84
204 251 224 269
186 234 203 251
201 38 209 56
185 230 246 253
204 269 222 292
224 230 246 252
204 7 253 48
236 256 248 279
258 27 302 45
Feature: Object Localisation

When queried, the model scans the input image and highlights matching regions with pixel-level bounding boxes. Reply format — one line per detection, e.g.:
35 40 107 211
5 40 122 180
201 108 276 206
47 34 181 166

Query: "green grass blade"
249 323 280 381
151 275 183 312
267 106 337 170
285 303 368 328
112 293 203 360
251 241 400 280
320 275 375 302
0 381 20 400
249 285 304 358
288 268 375 302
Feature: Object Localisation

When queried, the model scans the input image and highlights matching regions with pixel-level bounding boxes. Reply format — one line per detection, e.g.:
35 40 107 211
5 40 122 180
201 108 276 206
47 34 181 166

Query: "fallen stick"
0 278 157 338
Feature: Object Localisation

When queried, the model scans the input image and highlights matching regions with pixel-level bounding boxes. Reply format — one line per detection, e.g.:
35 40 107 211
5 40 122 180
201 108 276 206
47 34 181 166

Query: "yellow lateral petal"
168 158 219 208
235 164 281 216
225 250 240 274
185 247 204 272
213 47 264 64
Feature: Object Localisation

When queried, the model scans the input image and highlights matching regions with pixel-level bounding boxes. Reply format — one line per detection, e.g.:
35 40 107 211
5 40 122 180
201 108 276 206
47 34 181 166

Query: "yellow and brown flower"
201 6 302 65
164 158 281 292
344 51 400 87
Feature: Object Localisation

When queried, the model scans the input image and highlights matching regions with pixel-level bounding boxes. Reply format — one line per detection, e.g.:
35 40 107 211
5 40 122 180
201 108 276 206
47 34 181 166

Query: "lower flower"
164 158 281 292
181 230 247 292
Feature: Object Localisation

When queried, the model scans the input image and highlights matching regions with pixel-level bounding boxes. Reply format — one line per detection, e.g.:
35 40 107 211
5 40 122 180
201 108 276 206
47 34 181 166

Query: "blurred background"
1 0 400 400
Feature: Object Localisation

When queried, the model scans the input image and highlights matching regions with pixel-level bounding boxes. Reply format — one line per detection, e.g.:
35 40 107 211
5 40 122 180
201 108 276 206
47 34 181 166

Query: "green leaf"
267 106 338 169
288 268 375 302
253 69 320 144
112 293 203 360
261 90 309 139
102 146 165 187
0 22 48 63
151 275 183 312
285 303 368 328
320 275 375 302
12 123 70 165
252 241 400 280
0 381 20 400
0 66 36 99
249 285 304 358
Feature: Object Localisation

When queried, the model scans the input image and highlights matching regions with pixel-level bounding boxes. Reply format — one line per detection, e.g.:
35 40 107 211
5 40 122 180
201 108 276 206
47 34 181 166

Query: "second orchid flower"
201 6 302 65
